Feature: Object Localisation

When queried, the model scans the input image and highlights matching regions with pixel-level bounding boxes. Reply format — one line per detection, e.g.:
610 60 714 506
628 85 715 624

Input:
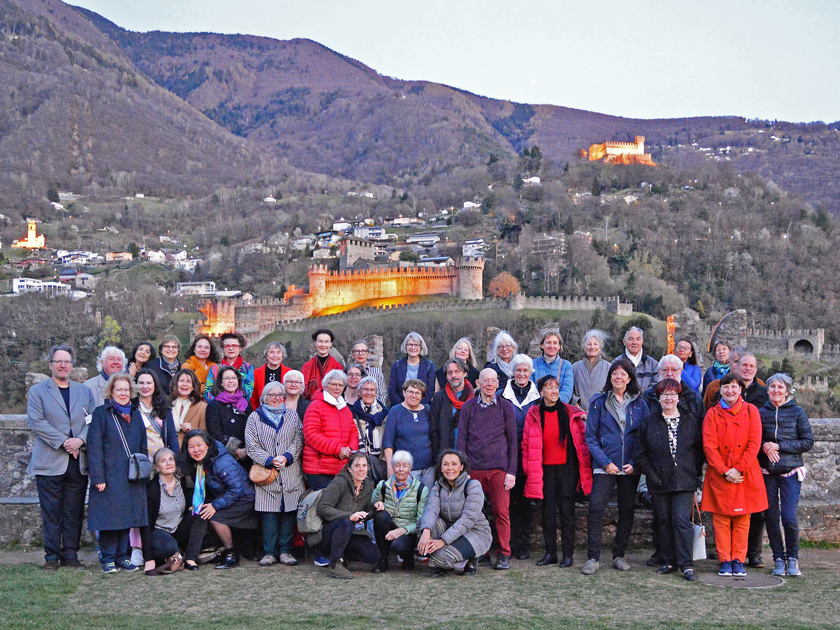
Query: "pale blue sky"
70 0 839 122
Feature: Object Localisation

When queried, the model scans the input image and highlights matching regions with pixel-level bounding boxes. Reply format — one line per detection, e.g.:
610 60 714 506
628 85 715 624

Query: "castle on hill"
588 136 656 166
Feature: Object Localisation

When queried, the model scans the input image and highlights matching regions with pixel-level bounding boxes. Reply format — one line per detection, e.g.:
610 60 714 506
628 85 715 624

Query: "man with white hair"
84 346 126 407
615 327 659 391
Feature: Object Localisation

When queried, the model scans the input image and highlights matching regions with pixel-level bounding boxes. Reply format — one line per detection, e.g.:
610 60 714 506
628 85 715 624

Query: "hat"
249 464 278 486
536 375 559 393
311 328 335 342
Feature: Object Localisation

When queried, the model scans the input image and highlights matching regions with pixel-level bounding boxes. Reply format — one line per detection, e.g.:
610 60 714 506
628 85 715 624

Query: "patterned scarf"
392 475 412 501
192 464 205 515
445 380 473 410
663 413 681 463
112 401 133 421
712 361 729 381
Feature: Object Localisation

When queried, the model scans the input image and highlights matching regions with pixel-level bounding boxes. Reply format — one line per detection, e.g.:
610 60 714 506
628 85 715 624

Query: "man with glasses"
350 340 387 406
27 345 96 571
205 332 255 401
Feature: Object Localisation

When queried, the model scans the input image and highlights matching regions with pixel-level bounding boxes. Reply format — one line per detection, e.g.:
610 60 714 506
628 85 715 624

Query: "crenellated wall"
746 328 825 360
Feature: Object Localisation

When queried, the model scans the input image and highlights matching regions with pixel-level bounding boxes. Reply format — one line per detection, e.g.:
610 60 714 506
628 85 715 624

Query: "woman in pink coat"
521 375 592 568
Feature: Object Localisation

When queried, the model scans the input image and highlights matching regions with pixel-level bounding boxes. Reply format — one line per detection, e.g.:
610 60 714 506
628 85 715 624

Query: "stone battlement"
748 328 824 338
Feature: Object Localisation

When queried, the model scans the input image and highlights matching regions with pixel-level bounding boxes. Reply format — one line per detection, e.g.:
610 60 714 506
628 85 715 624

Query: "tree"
488 272 521 298
46 186 59 204
98 315 122 351
128 242 140 258
399 250 420 263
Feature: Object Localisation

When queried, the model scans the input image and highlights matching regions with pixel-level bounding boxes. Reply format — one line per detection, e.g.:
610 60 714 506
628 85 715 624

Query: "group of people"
27 325 813 582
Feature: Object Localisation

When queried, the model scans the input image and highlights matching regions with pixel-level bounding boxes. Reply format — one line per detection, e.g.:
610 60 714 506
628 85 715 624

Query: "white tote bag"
692 498 707 561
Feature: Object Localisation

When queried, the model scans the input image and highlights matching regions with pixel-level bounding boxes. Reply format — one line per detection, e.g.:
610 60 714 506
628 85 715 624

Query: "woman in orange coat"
701 372 768 577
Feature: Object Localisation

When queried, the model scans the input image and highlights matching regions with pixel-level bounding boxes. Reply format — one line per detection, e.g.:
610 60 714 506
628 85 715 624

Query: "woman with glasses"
251 342 291 410
485 331 518 392
206 366 254 471
282 370 310 421
343 363 366 406
389 332 436 406
350 340 388 406
148 335 182 394
383 379 435 489
205 333 255 402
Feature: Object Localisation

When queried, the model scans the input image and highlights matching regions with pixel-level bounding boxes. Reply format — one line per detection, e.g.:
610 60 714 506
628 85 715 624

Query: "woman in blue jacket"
181 429 256 570
582 357 649 575
389 332 436 406
674 339 701 393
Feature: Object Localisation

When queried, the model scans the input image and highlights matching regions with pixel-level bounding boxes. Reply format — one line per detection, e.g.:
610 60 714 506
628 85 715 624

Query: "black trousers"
651 491 694 568
509 472 533 553
542 465 577 558
747 511 765 560
319 517 381 565
150 519 192 562
373 511 417 560
587 474 639 561
35 457 87 562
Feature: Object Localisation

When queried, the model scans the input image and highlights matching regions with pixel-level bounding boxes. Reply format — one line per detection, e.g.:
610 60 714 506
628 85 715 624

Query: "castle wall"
746 328 825 360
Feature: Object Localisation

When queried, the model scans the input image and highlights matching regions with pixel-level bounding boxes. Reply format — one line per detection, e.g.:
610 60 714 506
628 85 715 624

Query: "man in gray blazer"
27 345 96 571
83 345 126 408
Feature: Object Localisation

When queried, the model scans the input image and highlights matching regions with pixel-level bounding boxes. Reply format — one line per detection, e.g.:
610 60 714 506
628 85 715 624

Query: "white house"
463 201 481 210
146 250 166 264
353 226 386 240
175 281 217 296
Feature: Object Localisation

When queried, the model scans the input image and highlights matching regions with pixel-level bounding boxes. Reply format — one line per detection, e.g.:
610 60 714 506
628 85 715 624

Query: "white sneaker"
130 548 144 567
279 553 298 566
259 554 277 567
581 559 599 575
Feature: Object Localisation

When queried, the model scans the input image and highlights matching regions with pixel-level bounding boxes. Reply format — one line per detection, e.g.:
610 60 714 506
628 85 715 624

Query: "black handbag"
112 412 153 481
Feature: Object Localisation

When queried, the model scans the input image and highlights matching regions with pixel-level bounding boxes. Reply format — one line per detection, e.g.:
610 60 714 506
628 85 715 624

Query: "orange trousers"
712 513 751 562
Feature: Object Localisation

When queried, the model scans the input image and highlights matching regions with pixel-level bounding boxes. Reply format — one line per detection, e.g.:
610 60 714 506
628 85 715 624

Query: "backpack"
296 488 324 534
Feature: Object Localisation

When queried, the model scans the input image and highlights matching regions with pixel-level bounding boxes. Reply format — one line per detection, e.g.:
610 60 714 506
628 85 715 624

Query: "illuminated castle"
12 221 46 249
587 136 656 166
196 259 485 337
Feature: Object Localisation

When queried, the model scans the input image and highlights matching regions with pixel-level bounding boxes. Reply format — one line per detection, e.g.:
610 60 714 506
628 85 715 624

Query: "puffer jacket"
633 408 704 494
643 382 706 430
758 399 814 475
302 391 359 476
202 442 256 511
317 467 376 536
500 379 541 445
373 475 429 534
585 392 649 471
521 403 592 499
419 472 492 557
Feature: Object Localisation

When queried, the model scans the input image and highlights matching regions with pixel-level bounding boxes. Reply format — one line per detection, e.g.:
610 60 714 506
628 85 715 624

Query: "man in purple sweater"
456 368 518 570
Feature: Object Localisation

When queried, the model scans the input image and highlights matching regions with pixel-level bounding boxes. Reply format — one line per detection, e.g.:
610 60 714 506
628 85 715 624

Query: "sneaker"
786 558 801 577
130 548 144 567
683 568 697 581
613 557 631 571
313 555 330 567
731 560 747 576
494 554 510 570
279 553 298 566
772 558 786 576
259 554 277 567
102 562 118 574
328 561 354 579
718 561 732 576
581 559 599 575
117 559 139 572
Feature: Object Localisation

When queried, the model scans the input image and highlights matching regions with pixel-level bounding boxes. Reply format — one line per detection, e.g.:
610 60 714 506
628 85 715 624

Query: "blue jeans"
261 511 296 556
764 474 801 560
98 529 130 565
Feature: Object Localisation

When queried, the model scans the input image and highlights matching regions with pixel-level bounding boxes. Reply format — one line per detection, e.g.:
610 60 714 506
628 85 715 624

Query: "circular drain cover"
699 573 785 589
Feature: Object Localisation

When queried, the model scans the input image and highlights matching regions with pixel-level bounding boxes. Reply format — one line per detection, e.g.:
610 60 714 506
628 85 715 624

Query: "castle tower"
635 136 645 154
457 257 484 300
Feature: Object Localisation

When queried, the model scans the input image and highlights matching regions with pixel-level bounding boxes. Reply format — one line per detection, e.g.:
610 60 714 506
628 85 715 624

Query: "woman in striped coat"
244 382 304 567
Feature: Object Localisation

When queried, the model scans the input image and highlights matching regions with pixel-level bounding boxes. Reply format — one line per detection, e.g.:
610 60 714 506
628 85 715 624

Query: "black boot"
215 549 239 570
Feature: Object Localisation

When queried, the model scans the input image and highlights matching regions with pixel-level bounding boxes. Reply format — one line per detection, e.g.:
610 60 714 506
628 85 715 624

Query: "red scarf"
222 356 244 371
446 380 473 410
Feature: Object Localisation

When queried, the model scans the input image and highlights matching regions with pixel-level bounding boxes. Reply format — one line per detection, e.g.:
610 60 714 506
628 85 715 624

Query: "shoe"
279 553 298 566
786 558 801 577
313 555 330 567
130 548 144 567
101 562 118 574
494 555 510 570
117 559 139 572
60 558 86 569
560 556 574 568
718 561 732 576
646 553 664 567
464 559 477 575
214 550 239 570
372 559 389 574
656 564 677 575
184 561 199 572
430 567 446 578
516 550 530 560
43 560 60 572
259 554 277 567
613 557 631 571
477 553 492 566
731 560 747 576
536 554 558 566
772 558 786 576
683 568 697 582
747 556 765 569
581 559 599 575
401 555 415 570
328 561 354 579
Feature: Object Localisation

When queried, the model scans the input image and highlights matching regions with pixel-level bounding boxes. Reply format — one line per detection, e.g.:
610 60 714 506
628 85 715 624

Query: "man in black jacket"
429 358 473 458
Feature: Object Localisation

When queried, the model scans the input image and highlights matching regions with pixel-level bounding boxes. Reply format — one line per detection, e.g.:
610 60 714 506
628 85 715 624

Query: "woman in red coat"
302 369 359 491
522 375 592 568
701 372 768 577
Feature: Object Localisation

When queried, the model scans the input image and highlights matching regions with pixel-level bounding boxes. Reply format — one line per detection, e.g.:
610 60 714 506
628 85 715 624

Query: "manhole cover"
699 573 785 589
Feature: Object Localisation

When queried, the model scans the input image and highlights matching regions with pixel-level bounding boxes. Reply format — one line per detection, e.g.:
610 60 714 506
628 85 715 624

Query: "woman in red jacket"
701 372 768 577
522 375 592 568
302 369 359 491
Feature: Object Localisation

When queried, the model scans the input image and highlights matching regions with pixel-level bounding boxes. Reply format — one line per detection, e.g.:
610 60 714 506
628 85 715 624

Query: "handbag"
249 463 279 486
691 496 707 561
112 412 153 481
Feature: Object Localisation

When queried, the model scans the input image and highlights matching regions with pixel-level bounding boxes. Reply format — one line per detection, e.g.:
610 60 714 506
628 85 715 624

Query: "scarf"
445 380 473 410
606 391 637 434
322 390 347 410
192 464 205 515
495 359 514 379
539 398 570 443
216 389 249 413
222 356 244 371
163 357 180 373
712 360 729 380
392 475 412 501
260 404 285 427
352 399 386 454
112 401 133 418
172 398 191 432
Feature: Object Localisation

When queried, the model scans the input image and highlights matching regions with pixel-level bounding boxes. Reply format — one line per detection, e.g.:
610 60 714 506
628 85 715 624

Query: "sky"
69 0 840 123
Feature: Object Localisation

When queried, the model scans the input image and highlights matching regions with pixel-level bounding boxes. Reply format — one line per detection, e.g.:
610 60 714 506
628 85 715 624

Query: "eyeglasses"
353 348 369 354
659 392 679 398
265 393 285 399
406 343 421 349
223 344 240 349
497 344 514 350
162 344 179 350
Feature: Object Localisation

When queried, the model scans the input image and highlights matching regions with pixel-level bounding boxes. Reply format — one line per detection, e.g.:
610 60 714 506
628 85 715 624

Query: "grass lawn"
1 549 837 629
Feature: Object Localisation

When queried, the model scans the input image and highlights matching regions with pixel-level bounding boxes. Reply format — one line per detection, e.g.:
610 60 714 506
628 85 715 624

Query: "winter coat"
633 408 704 494
372 475 429 534
429 387 470 458
758 399 814 475
643 383 706 430
500 379 541 446
530 356 574 403
245 407 304 513
205 360 255 401
317 467 376 536
389 357 436 406
182 357 216 393
147 357 181 396
195 442 256 511
701 399 768 516
702 364 729 393
704 378 767 411
521 403 592 499
585 392 649 471
571 358 610 412
301 391 359 475
419 472 492 557
456 395 518 475
86 401 149 531
171 399 207 447
206 398 254 469
614 352 660 392
250 363 292 410
681 363 702 393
